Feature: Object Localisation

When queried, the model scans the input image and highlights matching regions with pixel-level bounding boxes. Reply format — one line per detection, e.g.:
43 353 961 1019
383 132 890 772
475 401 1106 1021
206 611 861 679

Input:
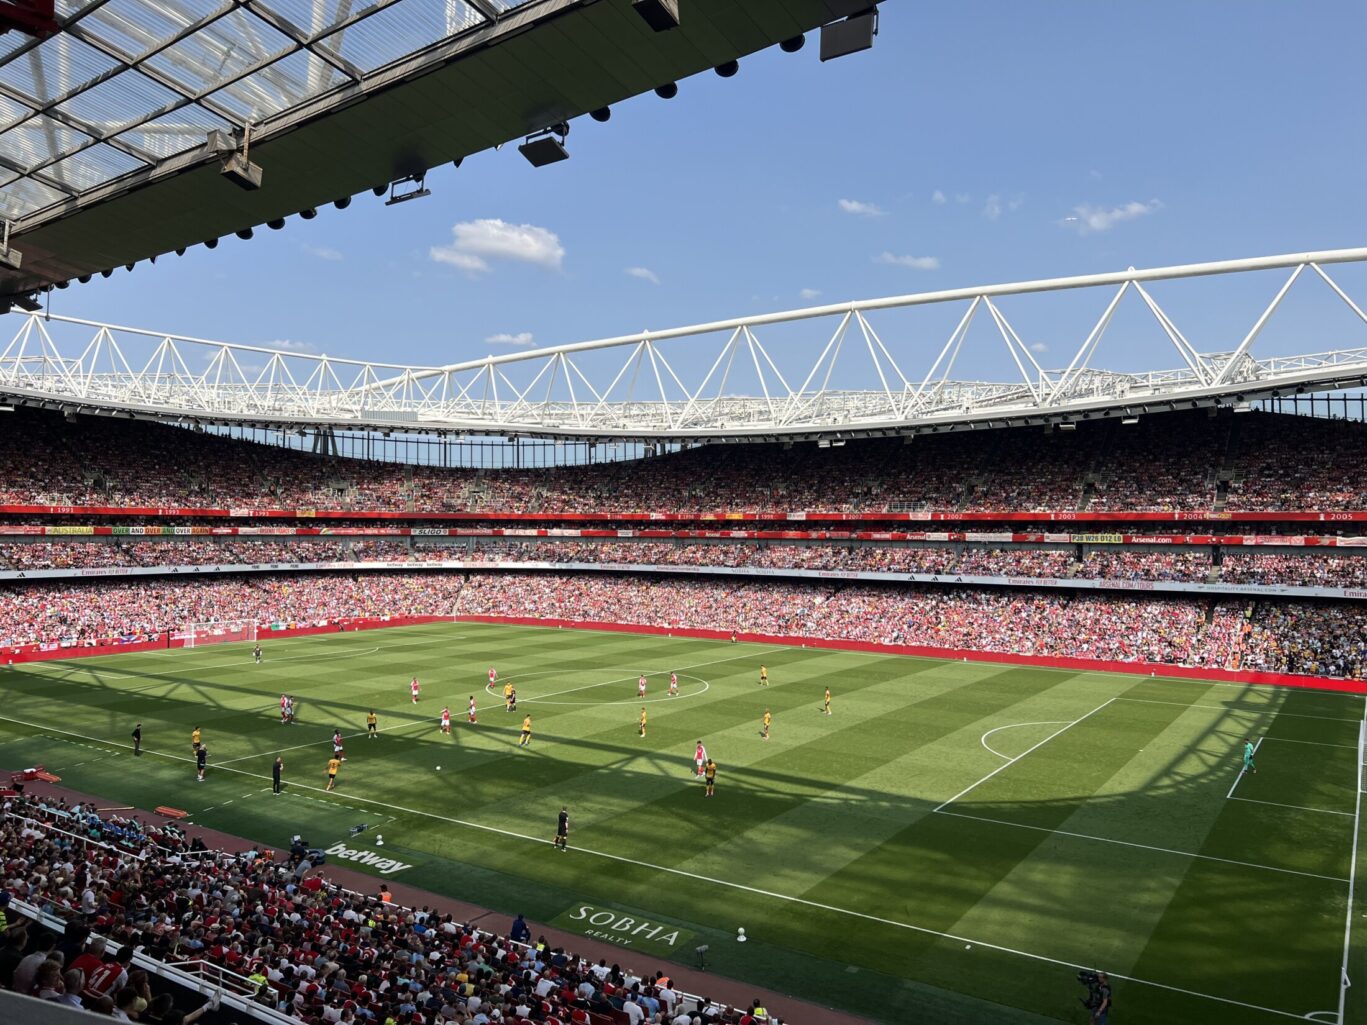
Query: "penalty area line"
936 698 1114 813
979 721 1071 761
0 708 1317 1023
1226 737 1263 800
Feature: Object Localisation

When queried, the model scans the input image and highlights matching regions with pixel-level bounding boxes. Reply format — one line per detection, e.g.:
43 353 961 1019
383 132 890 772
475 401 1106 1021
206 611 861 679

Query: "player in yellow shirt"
761 709 772 741
703 758 717 798
519 715 533 748
638 707 647 738
326 756 341 791
758 665 769 687
191 726 202 751
823 687 832 716
366 710 378 738
504 681 515 711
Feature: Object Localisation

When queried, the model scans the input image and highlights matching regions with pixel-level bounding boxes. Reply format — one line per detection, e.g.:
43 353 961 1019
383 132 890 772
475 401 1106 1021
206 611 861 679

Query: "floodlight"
267 218 286 230
820 9 877 62
385 175 431 206
519 126 570 167
220 151 263 190
235 228 253 240
780 35 805 53
633 0 679 32
590 106 611 123
655 82 678 99
715 60 738 78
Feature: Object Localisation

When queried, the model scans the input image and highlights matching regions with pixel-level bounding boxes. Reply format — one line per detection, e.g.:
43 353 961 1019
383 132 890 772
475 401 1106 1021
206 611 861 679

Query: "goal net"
177 619 258 649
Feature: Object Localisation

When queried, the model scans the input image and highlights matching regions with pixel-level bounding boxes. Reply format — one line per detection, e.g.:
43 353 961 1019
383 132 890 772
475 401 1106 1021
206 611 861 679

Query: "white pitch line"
1229 797 1354 818
1118 696 1359 724
0 708 1324 1023
1257 736 1358 751
1336 701 1366 1025
934 698 1115 813
13 645 385 684
214 716 432 766
935 808 1348 884
978 721 1071 760
1227 737 1264 800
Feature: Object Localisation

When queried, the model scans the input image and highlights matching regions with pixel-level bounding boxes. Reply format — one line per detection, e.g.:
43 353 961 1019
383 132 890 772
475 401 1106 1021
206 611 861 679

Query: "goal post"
177 619 258 650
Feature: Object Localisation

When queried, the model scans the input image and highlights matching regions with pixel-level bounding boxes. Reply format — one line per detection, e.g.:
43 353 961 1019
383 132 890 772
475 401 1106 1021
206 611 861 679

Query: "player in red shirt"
440 706 451 734
488 666 497 686
410 677 420 704
694 740 707 778
637 674 647 698
467 695 478 724
669 672 679 696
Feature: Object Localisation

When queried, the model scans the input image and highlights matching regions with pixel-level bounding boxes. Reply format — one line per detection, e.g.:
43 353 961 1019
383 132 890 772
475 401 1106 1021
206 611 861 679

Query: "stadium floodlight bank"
2 248 1366 442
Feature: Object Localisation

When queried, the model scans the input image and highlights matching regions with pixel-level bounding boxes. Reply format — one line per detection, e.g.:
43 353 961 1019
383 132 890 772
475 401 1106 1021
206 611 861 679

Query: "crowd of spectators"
0 540 418 571
446 572 1258 672
1219 553 1367 588
0 573 467 649
1237 603 1367 678
452 571 1367 677
0 794 779 1025
1078 550 1213 582
6 538 1367 596
2 407 1366 514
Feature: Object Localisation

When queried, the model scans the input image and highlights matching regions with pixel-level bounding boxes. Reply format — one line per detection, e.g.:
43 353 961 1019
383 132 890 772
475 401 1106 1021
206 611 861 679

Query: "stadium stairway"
13 778 876 1025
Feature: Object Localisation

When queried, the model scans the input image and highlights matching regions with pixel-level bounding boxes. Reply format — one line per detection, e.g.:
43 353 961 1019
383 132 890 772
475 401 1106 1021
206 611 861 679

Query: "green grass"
0 621 1363 1025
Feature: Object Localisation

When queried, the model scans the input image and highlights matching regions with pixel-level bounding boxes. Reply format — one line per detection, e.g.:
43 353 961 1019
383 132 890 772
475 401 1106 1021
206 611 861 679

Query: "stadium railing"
6 896 296 1025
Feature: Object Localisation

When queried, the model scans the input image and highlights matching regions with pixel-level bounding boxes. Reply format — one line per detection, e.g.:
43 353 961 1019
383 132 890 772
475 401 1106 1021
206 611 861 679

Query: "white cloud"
982 194 1003 221
485 332 535 348
799 287 822 300
1029 342 1049 354
301 244 343 262
1063 199 1163 234
931 190 947 205
875 252 940 271
954 193 971 204
430 219 565 273
838 198 886 217
625 266 661 285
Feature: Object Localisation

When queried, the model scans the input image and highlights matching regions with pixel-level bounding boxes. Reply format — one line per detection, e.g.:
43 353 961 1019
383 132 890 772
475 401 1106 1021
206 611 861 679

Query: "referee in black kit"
554 806 569 852
130 723 142 756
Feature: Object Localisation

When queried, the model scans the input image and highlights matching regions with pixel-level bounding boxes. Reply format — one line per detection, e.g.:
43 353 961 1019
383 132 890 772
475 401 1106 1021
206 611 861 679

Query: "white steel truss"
3 248 1367 440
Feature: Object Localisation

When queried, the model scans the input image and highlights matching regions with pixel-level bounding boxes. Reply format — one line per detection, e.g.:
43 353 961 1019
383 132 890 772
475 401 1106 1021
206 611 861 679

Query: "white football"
435 765 441 770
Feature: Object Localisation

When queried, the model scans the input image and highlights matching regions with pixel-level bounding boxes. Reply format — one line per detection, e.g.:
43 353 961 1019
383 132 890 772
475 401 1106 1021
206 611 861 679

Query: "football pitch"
0 621 1363 1025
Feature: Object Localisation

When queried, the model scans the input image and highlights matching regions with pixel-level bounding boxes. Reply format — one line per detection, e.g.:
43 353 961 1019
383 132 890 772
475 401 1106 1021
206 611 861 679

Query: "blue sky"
34 0 1367 388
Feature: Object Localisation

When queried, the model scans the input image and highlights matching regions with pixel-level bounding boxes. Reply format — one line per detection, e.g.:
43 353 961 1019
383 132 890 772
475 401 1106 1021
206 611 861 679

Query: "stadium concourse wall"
1 614 454 665
455 614 1367 697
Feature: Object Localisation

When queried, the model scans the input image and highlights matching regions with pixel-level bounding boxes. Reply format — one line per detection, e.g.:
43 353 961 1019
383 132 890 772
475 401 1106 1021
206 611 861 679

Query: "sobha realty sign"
552 904 695 953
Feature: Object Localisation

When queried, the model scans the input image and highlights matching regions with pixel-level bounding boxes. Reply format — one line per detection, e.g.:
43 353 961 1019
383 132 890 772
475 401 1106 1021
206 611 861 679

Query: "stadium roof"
3 247 1367 441
0 0 871 305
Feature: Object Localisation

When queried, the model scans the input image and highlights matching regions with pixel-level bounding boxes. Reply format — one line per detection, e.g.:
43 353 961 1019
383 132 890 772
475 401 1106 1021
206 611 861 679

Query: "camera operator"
1090 972 1111 1024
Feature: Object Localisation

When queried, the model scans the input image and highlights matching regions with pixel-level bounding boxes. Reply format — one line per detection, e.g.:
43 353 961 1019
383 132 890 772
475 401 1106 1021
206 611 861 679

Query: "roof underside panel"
0 0 868 301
